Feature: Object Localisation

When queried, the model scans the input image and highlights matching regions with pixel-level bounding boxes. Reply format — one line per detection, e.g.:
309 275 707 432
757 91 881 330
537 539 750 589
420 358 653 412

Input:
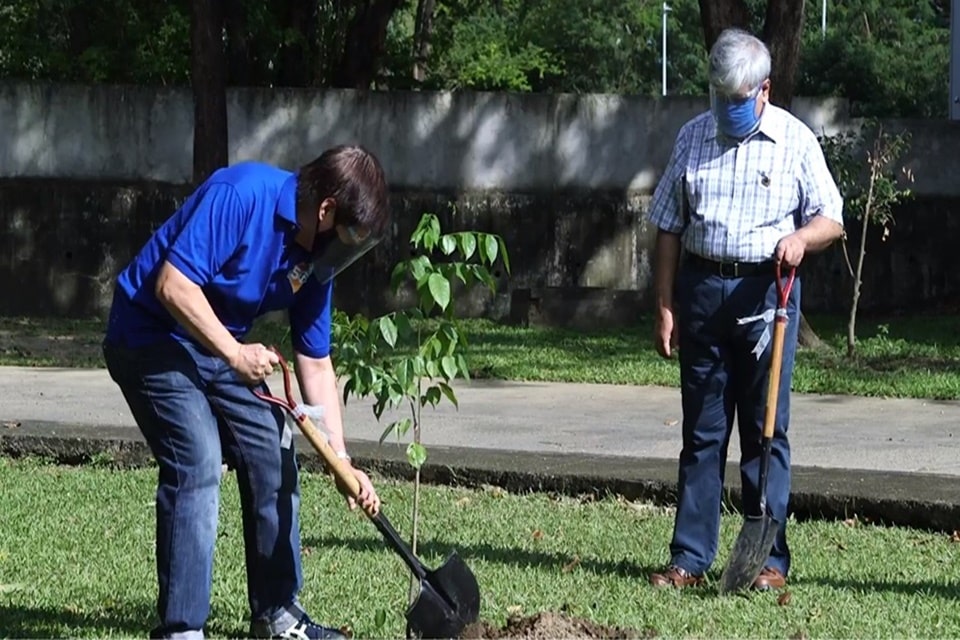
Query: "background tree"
190 0 228 185
412 0 437 84
0 0 949 116
796 0 950 118
820 123 914 357
333 0 406 89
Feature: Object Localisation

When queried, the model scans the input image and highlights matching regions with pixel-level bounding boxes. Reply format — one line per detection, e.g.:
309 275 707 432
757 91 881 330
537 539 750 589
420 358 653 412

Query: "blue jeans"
103 338 304 639
669 266 800 577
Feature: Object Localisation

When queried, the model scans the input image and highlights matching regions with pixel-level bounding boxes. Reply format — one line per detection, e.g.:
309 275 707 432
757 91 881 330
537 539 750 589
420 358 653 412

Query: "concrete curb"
2 420 959 533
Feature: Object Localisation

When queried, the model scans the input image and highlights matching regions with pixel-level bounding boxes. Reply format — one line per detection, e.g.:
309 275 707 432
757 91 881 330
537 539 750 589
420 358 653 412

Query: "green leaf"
422 385 443 407
457 354 471 380
395 312 413 341
427 273 451 311
440 234 457 255
438 381 459 409
441 355 457 380
374 609 387 630
483 234 499 264
409 255 432 283
380 418 412 444
498 237 511 273
379 316 398 348
414 213 441 251
388 385 404 409
459 233 477 260
407 442 428 469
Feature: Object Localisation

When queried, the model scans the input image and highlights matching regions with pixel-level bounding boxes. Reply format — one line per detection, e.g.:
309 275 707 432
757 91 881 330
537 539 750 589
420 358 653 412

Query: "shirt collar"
276 174 299 227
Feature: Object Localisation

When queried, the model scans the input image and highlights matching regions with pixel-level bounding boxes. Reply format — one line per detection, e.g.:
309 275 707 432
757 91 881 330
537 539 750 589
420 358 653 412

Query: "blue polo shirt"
105 161 334 358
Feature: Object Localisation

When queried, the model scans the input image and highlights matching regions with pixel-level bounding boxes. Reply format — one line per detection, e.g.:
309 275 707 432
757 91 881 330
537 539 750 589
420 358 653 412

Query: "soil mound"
460 611 650 639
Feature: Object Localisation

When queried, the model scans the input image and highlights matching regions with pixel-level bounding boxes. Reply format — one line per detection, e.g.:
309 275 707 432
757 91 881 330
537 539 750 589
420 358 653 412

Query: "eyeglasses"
711 82 764 105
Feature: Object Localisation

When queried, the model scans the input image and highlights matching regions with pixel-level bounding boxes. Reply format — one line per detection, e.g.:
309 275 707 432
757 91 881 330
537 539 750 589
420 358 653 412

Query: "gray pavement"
5 364 960 531
1 365 958 477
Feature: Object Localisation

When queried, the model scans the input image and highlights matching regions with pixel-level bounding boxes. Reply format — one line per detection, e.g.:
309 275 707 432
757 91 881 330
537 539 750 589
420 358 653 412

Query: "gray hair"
708 28 771 97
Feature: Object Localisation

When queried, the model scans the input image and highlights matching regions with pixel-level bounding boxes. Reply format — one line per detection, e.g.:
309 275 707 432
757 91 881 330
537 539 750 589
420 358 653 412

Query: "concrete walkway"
1 365 959 528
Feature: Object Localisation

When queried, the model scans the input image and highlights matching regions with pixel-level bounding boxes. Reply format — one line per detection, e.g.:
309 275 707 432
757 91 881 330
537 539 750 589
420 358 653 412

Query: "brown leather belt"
684 253 776 278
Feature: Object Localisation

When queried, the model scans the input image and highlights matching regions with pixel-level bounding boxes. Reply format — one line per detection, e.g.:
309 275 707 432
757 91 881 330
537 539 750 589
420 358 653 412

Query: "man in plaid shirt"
646 28 844 591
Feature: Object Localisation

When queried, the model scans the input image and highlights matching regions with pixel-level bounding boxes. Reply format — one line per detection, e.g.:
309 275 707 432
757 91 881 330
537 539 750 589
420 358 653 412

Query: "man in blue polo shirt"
103 145 390 640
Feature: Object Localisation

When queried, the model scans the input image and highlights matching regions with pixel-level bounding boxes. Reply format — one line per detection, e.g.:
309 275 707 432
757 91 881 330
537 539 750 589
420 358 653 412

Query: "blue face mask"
710 87 762 139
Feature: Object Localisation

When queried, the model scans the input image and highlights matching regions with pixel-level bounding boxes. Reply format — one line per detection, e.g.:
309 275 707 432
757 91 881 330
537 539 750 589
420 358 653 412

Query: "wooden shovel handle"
253 347 366 508
762 264 795 440
296 412 364 500
762 318 787 440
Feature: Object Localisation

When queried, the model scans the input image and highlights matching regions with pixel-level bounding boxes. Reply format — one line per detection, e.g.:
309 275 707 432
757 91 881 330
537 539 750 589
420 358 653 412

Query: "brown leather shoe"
649 565 705 588
752 567 787 590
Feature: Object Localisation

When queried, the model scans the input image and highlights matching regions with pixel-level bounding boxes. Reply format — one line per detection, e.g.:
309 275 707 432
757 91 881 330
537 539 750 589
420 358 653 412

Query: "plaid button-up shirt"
647 105 844 263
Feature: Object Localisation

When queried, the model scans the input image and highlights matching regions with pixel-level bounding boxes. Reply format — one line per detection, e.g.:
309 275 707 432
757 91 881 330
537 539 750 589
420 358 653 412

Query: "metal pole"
662 3 671 97
951 0 960 119
821 0 827 38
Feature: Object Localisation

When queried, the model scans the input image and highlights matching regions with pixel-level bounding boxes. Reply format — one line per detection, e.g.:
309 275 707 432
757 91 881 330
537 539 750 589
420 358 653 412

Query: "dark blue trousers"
669 265 800 577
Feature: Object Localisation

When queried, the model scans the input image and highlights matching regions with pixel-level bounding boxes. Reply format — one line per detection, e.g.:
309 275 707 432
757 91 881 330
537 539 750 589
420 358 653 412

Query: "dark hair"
296 145 391 236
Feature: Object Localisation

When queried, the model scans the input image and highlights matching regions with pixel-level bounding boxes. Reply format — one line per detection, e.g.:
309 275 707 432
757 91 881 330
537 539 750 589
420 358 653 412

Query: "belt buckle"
719 261 739 278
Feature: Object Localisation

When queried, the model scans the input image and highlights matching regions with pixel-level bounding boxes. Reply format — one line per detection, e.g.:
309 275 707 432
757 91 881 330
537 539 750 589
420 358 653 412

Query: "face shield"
311 223 384 284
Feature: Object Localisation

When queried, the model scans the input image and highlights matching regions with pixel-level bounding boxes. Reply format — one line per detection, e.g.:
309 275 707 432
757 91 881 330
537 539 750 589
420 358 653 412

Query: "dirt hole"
460 611 653 639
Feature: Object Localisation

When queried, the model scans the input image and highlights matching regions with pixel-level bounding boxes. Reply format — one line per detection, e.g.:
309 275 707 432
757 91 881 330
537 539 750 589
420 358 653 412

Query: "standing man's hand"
655 306 679 359
231 343 280 385
774 232 806 268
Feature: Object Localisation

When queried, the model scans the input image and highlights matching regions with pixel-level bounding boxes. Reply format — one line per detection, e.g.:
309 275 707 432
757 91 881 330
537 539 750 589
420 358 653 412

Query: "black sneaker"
251 613 348 640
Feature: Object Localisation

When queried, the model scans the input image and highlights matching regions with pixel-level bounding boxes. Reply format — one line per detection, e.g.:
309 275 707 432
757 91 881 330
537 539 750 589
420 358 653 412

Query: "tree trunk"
698 0 752 51
191 0 229 185
224 0 251 86
762 0 806 108
277 0 318 87
798 312 825 350
332 0 403 89
412 0 437 85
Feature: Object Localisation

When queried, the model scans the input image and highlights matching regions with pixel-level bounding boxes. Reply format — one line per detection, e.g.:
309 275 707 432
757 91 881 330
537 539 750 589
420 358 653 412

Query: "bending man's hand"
231 343 280 386
335 464 381 516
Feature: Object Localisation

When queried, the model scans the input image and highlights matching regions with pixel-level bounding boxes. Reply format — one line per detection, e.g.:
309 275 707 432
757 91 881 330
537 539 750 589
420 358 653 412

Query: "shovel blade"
406 552 481 639
719 514 779 594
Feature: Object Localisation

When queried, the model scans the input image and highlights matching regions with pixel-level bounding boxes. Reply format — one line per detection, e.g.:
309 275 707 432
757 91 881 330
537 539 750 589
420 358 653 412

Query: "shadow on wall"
0 179 192 317
0 83 938 321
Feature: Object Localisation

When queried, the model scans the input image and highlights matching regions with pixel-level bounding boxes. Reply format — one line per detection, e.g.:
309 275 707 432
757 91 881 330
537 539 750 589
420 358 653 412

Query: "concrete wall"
2 82 959 322
1 82 852 189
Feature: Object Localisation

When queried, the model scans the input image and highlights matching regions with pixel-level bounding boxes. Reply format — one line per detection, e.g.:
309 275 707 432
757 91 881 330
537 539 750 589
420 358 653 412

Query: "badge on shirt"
287 262 314 294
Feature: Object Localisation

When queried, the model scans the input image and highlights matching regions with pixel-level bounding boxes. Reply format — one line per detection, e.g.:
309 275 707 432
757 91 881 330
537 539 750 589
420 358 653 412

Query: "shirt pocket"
749 166 800 224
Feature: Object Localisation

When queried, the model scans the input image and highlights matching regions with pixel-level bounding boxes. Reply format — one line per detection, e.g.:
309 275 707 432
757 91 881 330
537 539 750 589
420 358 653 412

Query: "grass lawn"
1 459 960 638
1 313 958 399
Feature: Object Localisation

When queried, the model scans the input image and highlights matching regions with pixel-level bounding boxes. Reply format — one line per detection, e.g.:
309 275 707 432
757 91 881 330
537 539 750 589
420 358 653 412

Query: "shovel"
253 347 481 638
719 263 795 594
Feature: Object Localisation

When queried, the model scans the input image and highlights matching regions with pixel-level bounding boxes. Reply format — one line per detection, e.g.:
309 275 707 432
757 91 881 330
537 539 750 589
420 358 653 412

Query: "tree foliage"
332 212 510 557
0 0 950 117
796 0 950 118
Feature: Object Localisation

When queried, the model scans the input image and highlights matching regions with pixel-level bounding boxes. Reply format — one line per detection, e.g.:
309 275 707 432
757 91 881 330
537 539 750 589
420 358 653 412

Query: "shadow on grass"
302 534 658 581
794 576 960 600
0 602 252 639
0 602 154 638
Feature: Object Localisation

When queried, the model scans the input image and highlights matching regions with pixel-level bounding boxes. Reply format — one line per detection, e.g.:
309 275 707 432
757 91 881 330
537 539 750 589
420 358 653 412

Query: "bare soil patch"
460 611 650 639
